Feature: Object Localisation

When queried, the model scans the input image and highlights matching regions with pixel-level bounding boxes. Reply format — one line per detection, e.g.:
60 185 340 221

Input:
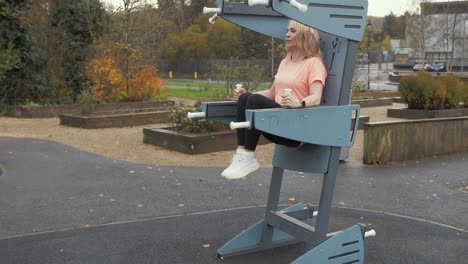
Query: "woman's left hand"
281 93 302 108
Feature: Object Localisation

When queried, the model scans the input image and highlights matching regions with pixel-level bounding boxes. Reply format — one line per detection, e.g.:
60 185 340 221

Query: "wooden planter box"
7 101 174 118
363 116 468 164
387 107 468 119
143 115 366 154
143 127 270 155
356 115 370 130
60 109 170 129
351 98 394 108
8 104 78 118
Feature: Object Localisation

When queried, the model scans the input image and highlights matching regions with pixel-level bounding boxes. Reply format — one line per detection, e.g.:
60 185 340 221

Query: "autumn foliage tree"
125 66 168 102
84 42 166 103
85 56 124 102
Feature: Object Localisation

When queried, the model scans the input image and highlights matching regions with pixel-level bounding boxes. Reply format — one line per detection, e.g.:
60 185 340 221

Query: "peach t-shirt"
273 56 327 105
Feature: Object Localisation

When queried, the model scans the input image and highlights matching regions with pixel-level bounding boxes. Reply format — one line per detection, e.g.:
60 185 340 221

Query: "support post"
312 146 341 247
262 166 284 246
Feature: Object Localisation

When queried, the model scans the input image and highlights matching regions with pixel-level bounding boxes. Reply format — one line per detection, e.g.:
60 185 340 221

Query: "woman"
221 20 327 180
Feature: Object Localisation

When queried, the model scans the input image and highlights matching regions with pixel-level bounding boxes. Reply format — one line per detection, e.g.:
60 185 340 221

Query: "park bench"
188 0 376 263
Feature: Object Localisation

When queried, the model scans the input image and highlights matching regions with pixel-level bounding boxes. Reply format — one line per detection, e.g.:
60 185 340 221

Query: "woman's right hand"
233 87 246 101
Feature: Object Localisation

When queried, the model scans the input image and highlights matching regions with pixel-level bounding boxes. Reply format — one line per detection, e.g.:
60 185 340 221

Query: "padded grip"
209 13 219 24
365 229 376 237
203 7 221 14
248 0 270 6
290 0 308 12
230 121 251 130
187 112 206 119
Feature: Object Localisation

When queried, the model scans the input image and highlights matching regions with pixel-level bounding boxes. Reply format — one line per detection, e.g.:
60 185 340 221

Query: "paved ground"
0 137 467 263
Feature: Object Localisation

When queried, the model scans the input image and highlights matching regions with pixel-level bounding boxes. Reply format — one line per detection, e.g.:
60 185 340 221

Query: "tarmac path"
0 137 466 263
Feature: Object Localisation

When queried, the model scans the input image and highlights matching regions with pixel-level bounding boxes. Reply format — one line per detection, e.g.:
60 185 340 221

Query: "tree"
127 4 175 67
238 28 271 59
405 0 436 60
437 1 462 72
25 0 72 104
381 35 392 53
85 55 124 102
84 42 167 103
108 0 158 95
157 0 191 32
393 15 406 39
49 0 107 98
182 25 210 71
160 24 210 71
0 41 19 83
127 66 168 101
0 0 46 105
382 12 396 37
205 18 241 59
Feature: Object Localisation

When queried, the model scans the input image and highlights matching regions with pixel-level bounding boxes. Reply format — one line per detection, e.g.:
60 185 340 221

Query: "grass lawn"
165 81 224 89
166 81 401 101
165 81 271 90
167 88 223 101
165 81 271 101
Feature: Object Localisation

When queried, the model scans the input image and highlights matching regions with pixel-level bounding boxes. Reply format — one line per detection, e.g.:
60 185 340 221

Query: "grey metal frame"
198 1 370 262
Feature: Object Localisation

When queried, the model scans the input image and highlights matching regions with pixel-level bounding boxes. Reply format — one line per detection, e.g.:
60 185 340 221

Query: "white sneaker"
221 149 244 177
221 150 260 180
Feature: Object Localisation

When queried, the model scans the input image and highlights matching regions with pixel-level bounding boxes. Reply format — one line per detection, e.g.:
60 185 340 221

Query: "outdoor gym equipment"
189 0 375 263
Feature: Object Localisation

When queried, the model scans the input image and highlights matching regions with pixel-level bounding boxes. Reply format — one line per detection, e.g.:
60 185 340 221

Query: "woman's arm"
301 81 323 107
281 81 323 108
233 84 275 101
254 88 275 100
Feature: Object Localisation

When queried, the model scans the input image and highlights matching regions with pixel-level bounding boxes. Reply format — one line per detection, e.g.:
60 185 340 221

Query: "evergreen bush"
463 83 468 105
398 72 466 110
435 75 464 109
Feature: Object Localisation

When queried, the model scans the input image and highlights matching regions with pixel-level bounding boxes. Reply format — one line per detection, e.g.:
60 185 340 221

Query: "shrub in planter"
435 75 464 109
168 106 227 133
463 83 468 106
77 90 97 115
399 72 466 109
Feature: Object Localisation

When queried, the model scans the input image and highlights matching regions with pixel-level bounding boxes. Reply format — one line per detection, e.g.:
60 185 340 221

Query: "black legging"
236 93 301 151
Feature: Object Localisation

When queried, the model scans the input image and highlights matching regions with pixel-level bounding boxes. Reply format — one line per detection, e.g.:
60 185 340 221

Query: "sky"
367 0 410 17
103 0 454 17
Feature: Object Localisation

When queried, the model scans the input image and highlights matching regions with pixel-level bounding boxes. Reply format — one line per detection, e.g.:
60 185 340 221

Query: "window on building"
465 19 468 37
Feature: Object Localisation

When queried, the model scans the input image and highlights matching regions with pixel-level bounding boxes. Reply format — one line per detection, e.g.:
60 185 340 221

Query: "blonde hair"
287 20 323 60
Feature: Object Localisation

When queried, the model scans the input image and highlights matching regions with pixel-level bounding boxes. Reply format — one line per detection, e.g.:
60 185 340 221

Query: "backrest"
213 0 367 173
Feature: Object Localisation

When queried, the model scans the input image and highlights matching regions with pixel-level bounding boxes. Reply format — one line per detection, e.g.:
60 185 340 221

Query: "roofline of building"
421 1 468 15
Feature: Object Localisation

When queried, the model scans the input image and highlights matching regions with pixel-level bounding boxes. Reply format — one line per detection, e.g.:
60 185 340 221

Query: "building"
391 39 411 63
404 0 468 70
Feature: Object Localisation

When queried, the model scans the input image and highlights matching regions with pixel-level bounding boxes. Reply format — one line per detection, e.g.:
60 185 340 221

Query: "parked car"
413 61 433 71
431 61 446 72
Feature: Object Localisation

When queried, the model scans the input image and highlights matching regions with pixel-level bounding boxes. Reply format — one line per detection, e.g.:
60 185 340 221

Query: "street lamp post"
462 19 467 73
367 20 372 90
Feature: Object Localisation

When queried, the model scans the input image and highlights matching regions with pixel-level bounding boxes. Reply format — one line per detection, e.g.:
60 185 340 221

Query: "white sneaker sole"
221 163 260 180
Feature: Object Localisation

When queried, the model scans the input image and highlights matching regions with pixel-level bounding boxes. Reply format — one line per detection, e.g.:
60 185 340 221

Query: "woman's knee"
246 94 265 109
238 93 251 106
